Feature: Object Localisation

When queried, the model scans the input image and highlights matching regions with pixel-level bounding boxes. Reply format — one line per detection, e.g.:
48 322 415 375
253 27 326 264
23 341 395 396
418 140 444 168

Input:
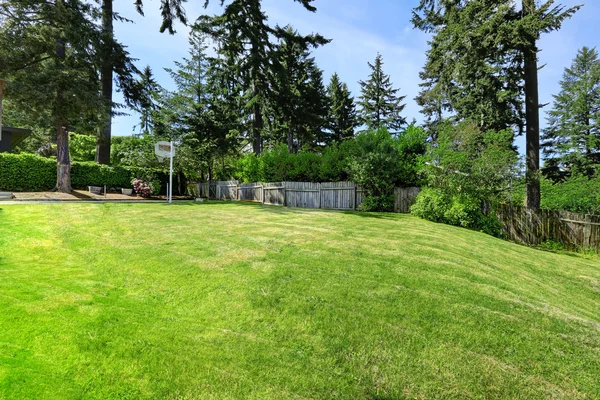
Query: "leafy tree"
69 133 96 162
347 126 426 211
420 121 520 205
542 46 600 180
357 54 406 132
327 73 358 143
412 0 580 209
412 122 520 234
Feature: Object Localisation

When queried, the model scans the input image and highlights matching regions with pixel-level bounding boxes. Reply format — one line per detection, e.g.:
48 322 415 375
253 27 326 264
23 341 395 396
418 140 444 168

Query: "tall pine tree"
0 0 117 192
270 27 329 151
327 73 358 143
358 54 406 132
197 0 327 155
132 66 160 135
413 0 580 209
542 46 600 180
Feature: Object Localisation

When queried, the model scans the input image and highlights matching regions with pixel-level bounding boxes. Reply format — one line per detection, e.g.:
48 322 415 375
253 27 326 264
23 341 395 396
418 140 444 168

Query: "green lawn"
0 202 599 399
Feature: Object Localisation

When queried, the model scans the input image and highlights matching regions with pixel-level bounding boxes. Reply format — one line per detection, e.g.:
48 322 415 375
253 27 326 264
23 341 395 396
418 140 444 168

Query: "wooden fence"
497 205 600 250
189 181 421 213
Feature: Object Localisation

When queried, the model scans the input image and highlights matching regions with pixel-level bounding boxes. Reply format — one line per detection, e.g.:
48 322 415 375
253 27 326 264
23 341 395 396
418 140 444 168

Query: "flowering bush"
132 178 155 198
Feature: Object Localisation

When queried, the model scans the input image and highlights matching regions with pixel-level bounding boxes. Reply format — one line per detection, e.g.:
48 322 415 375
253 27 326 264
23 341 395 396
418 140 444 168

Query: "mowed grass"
0 202 599 399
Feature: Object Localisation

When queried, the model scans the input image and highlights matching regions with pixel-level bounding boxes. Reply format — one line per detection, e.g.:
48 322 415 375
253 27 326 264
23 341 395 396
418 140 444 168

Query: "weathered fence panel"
320 181 357 210
238 182 262 202
497 205 600 250
216 181 237 200
188 182 215 198
263 182 285 206
284 182 321 208
394 187 422 213
189 180 420 214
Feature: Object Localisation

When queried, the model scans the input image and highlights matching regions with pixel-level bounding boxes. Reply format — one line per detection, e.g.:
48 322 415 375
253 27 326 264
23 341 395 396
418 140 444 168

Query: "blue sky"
112 0 599 153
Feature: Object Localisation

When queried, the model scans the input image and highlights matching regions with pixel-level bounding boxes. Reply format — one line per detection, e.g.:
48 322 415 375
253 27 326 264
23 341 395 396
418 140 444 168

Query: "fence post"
318 183 322 209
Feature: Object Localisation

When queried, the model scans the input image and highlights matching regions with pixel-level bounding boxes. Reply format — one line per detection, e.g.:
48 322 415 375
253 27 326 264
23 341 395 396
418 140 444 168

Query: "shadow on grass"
340 210 402 220
169 200 410 220
71 191 94 200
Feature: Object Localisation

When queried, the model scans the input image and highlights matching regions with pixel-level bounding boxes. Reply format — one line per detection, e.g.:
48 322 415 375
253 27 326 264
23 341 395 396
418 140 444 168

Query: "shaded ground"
0 202 599 399
9 190 190 201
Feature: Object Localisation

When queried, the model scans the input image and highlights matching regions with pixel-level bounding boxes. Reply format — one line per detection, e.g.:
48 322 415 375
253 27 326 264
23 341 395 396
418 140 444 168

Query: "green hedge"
0 153 168 192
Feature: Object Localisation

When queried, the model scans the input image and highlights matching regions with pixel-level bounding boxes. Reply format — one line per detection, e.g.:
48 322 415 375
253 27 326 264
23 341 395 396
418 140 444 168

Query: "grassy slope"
0 202 599 399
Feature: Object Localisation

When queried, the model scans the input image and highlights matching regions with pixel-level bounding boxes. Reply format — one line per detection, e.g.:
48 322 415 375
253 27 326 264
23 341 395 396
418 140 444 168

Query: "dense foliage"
412 122 519 235
412 0 580 209
542 47 600 181
0 153 166 192
235 126 427 211
511 175 600 215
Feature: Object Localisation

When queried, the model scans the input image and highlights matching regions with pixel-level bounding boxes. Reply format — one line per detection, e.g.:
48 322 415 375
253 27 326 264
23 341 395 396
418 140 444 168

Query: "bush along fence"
497 204 600 250
189 181 421 213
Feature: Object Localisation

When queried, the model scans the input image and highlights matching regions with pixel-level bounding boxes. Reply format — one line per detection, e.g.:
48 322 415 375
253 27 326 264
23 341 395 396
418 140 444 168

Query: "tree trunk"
523 0 541 210
287 125 294 153
95 0 113 165
252 82 262 155
56 123 71 193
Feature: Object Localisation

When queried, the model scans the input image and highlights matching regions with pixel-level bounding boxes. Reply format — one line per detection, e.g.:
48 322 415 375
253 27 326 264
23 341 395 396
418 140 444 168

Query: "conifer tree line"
0 0 410 191
1 0 596 213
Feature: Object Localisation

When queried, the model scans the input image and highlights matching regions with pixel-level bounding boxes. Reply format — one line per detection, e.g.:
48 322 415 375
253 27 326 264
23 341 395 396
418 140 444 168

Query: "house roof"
1 127 32 147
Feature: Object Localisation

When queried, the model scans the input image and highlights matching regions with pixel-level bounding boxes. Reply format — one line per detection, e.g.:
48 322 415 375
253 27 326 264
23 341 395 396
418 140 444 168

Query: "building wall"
0 131 12 152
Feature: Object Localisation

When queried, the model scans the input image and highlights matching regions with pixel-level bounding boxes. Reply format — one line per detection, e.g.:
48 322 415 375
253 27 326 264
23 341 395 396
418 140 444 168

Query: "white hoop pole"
168 140 174 204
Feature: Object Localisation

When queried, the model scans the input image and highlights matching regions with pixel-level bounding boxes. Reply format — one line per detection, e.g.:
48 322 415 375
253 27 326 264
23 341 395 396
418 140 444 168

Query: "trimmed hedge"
0 153 168 192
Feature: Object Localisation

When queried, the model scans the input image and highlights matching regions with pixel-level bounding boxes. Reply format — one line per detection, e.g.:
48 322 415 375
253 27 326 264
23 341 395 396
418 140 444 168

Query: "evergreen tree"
412 0 580 209
358 54 406 132
132 66 160 135
0 0 111 192
302 59 330 149
270 31 330 152
197 1 327 155
155 29 240 180
327 73 358 143
542 47 600 180
95 0 163 164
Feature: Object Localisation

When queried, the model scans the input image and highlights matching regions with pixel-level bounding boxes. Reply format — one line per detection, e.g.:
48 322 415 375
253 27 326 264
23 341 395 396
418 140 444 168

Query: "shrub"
69 133 96 162
410 188 449 223
358 195 395 212
347 126 427 199
132 178 156 198
411 188 501 236
234 125 426 189
0 153 167 192
511 175 600 215
235 153 264 183
0 153 56 191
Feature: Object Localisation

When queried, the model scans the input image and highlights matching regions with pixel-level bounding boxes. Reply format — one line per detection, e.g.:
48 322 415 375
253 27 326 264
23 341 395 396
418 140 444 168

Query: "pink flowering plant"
132 178 155 198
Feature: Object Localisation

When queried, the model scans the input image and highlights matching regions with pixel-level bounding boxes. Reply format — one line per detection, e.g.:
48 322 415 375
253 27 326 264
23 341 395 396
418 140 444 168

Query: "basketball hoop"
155 141 173 161
155 141 176 204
